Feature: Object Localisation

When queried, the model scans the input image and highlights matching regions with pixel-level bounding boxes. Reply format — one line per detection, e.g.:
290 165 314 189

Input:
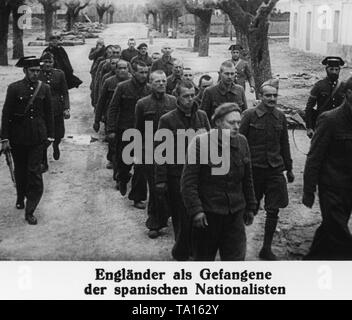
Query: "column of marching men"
1 32 352 260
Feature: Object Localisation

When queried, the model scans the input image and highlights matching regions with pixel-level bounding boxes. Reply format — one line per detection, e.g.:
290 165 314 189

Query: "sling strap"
23 80 42 115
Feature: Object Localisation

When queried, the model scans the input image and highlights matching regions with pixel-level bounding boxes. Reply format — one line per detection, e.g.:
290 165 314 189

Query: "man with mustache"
305 56 346 138
239 79 294 260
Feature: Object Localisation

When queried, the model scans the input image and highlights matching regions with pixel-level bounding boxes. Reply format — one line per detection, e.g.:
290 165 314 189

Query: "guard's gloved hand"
244 210 254 226
302 192 315 208
286 170 295 183
64 109 70 120
193 212 208 229
307 128 314 139
93 121 100 133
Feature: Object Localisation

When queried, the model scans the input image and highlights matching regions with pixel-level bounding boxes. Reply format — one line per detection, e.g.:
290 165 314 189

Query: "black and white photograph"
1 0 352 283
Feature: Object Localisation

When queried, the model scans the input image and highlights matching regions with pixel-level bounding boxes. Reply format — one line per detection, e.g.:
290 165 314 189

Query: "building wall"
289 0 352 61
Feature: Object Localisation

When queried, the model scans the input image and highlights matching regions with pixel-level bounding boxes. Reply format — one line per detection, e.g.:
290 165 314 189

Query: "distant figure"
182 67 198 94
43 35 82 90
121 38 139 62
150 43 176 77
130 43 153 70
151 52 161 64
166 59 183 94
226 44 255 93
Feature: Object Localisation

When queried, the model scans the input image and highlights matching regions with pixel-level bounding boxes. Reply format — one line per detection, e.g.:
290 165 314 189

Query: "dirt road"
0 23 350 261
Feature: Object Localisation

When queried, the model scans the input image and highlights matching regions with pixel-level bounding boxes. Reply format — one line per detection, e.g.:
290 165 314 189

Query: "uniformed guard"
39 52 70 171
0 56 54 225
303 76 352 260
227 44 255 93
130 43 153 70
305 56 346 138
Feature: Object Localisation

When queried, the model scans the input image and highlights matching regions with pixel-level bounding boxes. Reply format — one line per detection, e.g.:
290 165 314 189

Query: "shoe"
133 201 146 210
119 181 127 196
41 164 48 173
16 199 25 210
106 161 113 169
259 247 277 261
148 230 160 239
25 214 37 225
53 144 60 160
115 181 120 190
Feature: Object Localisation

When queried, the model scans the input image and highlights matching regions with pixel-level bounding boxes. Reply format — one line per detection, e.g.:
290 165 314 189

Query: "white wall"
289 0 352 56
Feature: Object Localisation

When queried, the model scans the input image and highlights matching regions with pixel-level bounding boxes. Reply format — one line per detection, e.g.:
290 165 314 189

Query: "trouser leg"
144 165 169 231
25 144 44 215
192 213 220 261
168 177 192 260
219 212 246 261
306 186 352 260
11 145 28 202
128 164 147 202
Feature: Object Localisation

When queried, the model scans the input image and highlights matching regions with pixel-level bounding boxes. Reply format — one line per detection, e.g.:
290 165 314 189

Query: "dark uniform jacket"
121 47 139 62
1 78 54 145
130 53 153 69
181 130 257 217
305 77 345 129
107 77 151 132
38 68 69 116
89 46 105 74
239 102 292 172
150 55 176 76
225 58 255 90
43 45 82 89
95 74 131 123
200 81 247 121
155 102 210 182
304 101 352 193
166 74 182 95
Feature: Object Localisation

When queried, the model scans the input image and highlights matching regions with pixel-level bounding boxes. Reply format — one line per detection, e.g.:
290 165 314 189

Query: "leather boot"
25 211 37 225
259 215 278 260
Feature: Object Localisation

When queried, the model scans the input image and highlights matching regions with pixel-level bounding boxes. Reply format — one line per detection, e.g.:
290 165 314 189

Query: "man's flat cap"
261 78 279 90
137 42 148 49
40 52 54 61
15 56 41 68
322 56 345 67
228 44 243 51
211 102 241 123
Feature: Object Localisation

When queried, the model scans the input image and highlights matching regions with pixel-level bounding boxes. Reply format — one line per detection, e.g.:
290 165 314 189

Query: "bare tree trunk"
0 5 11 65
152 12 157 30
109 10 114 23
157 13 162 32
173 15 178 38
223 13 229 37
197 10 212 57
43 6 55 41
97 9 104 24
12 7 24 59
248 23 272 97
193 15 200 52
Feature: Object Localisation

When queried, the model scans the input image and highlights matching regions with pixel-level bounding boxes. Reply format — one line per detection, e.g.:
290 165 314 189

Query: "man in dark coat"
43 35 82 90
194 74 213 106
94 60 130 170
181 103 257 261
201 61 247 122
130 43 153 70
156 80 210 260
89 38 105 84
150 44 176 77
121 38 139 62
134 70 178 238
302 76 352 260
39 52 70 172
305 56 346 138
0 57 54 225
107 61 150 208
239 79 294 260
